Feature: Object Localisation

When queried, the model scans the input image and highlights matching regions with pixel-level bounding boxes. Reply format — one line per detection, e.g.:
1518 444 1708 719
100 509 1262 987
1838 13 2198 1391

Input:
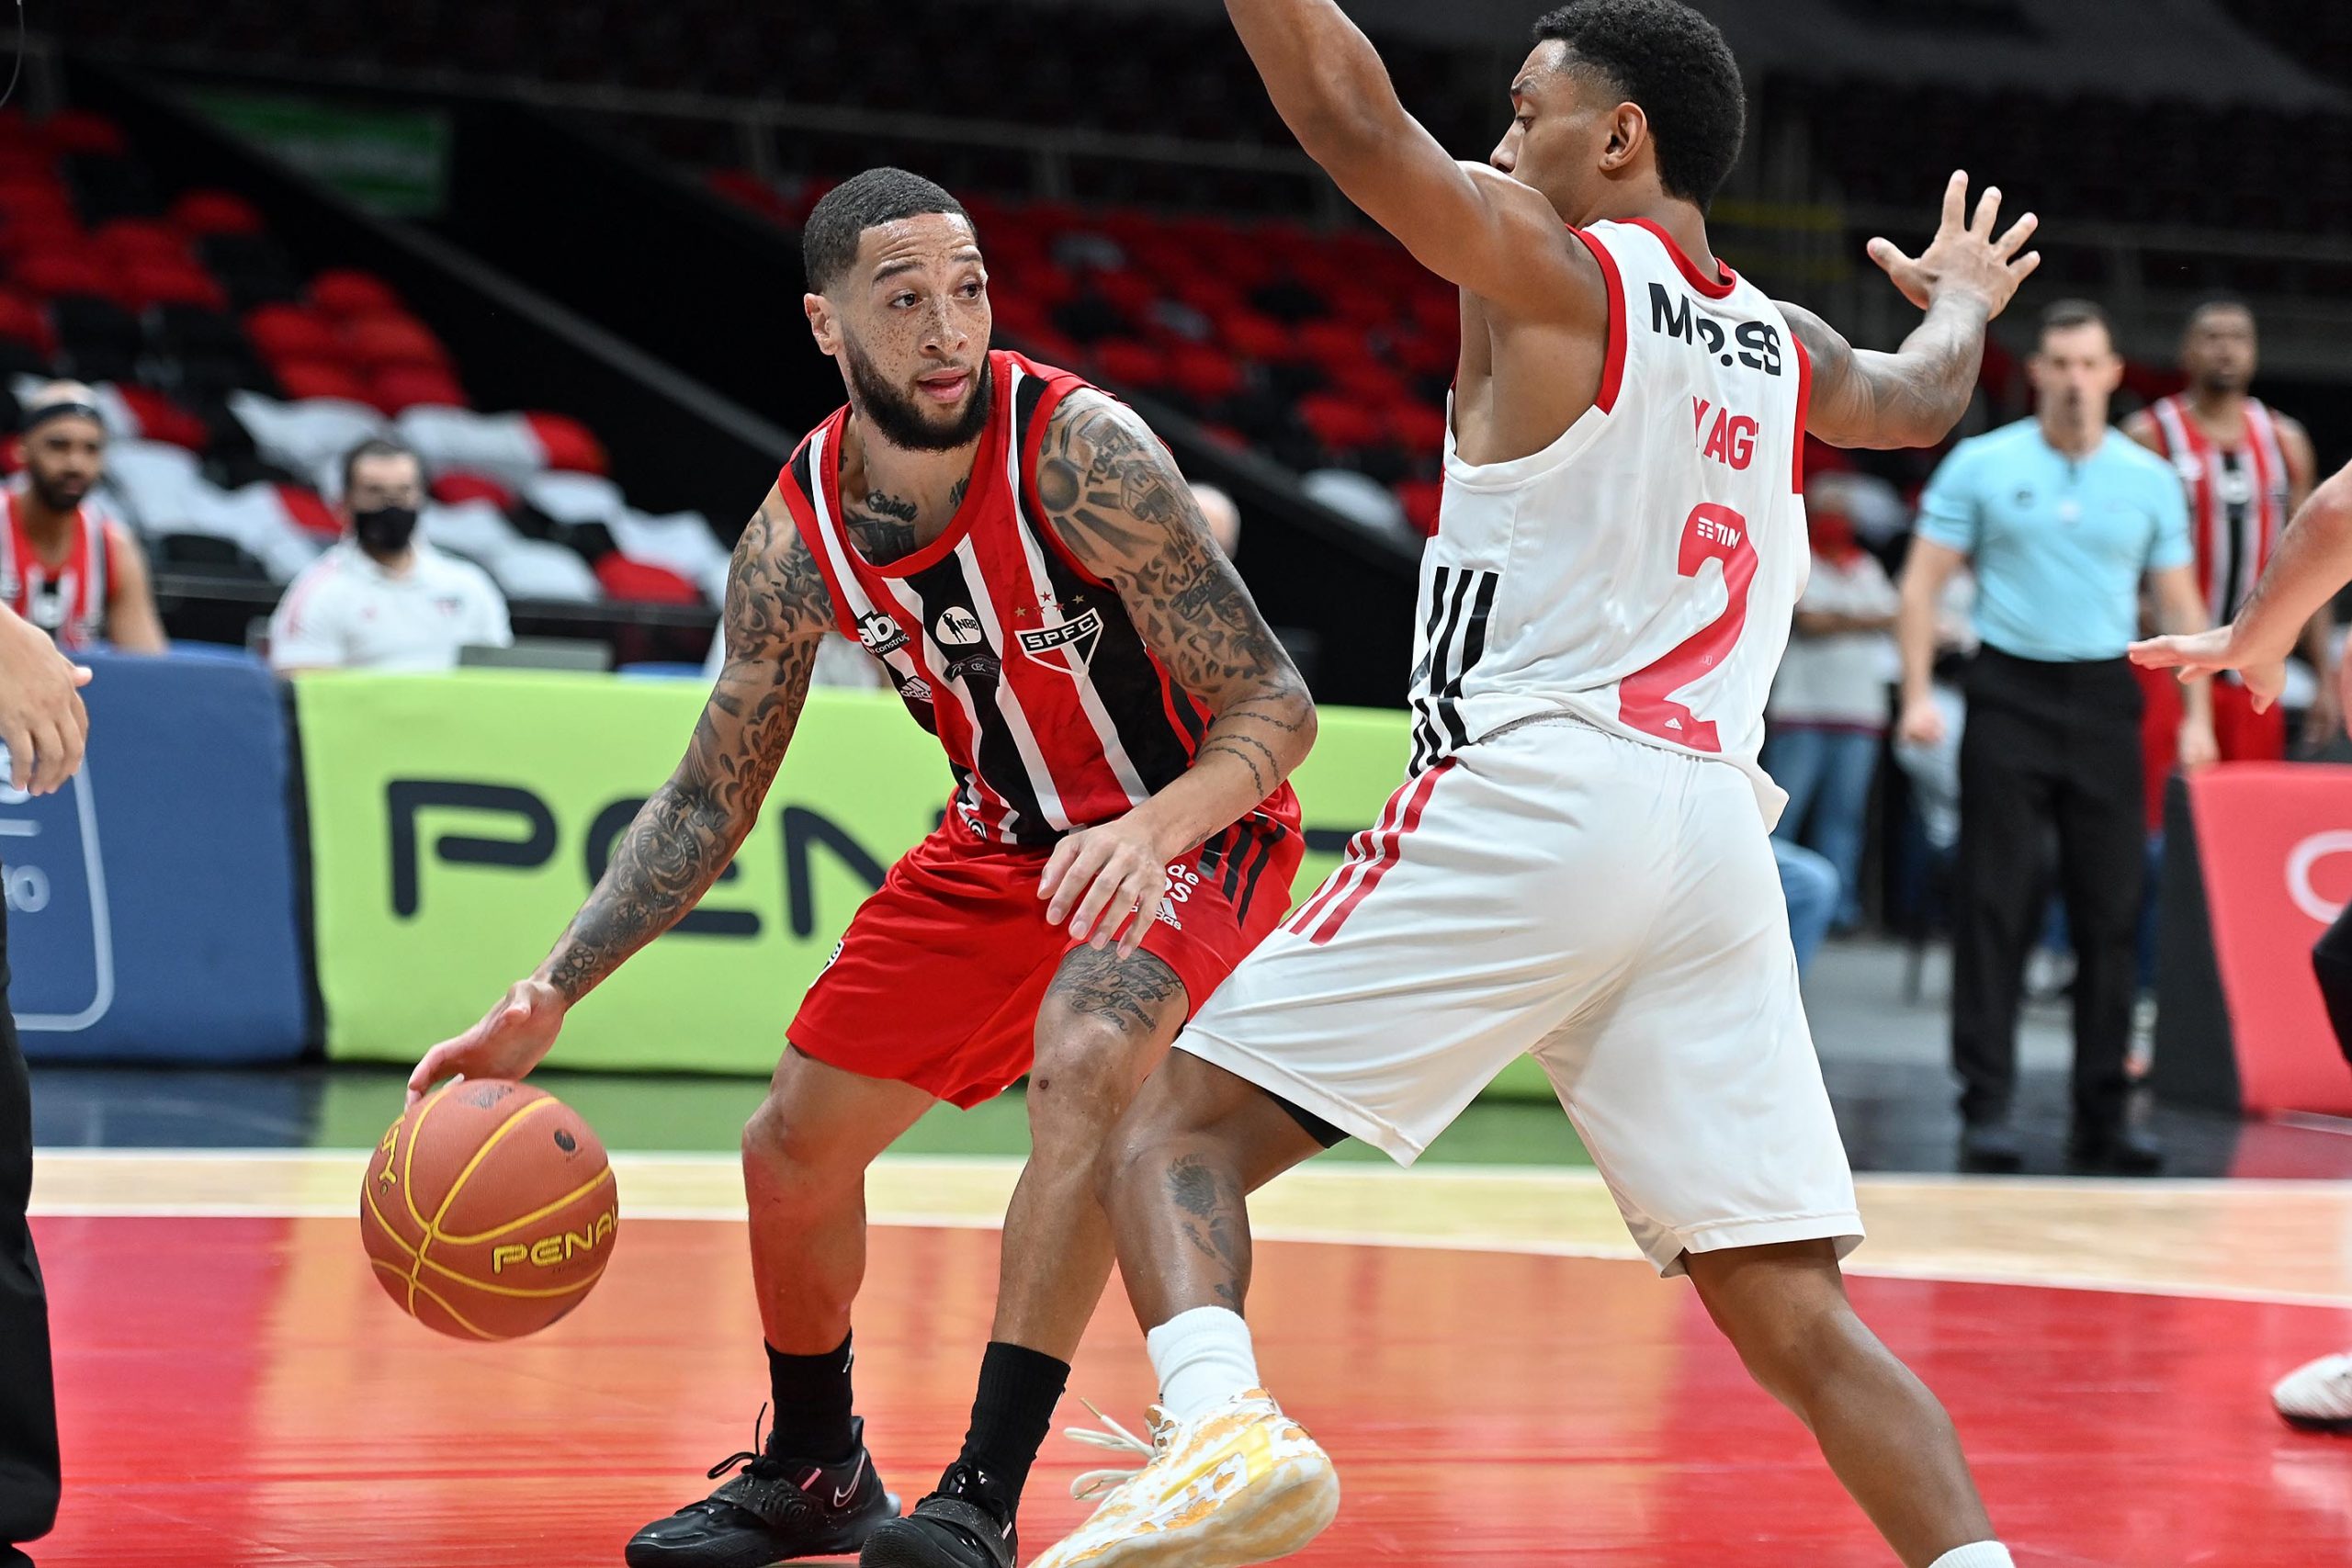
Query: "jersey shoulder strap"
770 414 858 641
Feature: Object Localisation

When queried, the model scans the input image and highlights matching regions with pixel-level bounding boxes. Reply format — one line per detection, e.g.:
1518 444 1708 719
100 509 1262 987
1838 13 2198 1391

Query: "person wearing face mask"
267 436 511 672
1896 299 2215 1178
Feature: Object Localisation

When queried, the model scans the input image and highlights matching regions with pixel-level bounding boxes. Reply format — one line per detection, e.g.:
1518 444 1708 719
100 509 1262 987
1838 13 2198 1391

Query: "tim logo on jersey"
1015 607 1104 677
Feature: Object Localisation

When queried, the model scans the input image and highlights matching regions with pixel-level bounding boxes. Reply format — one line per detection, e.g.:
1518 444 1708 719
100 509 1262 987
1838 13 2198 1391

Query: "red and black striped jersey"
0 489 110 649
2145 393 2295 626
779 349 1299 848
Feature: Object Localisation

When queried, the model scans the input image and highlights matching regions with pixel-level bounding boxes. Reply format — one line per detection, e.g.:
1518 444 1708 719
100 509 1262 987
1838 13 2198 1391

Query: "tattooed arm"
1030 390 1317 955
407 488 833 1101
1783 173 2041 450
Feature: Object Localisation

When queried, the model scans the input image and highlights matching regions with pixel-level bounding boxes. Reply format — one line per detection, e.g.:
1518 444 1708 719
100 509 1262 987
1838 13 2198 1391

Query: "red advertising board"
2186 763 2352 1115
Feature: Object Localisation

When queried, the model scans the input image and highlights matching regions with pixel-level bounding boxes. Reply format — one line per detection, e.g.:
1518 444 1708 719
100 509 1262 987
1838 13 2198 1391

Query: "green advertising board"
295 671 1442 1078
190 91 450 218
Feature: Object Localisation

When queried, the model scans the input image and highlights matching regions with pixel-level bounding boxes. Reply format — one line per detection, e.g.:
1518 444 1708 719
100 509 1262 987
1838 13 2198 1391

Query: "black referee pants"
1951 649 2145 1134
0 900 58 1561
2311 898 2352 1070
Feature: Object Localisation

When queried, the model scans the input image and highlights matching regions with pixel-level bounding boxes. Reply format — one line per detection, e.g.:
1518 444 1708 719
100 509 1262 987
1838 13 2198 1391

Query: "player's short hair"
2037 299 2112 348
801 167 974 295
2186 294 2255 331
340 435 424 499
1532 0 1746 209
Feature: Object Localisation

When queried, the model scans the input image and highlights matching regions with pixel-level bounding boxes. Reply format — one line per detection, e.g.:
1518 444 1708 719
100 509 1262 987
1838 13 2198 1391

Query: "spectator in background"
3 381 164 654
1897 300 2214 1177
1764 482 1900 931
269 437 512 673
1776 838 1842 976
2125 299 2333 757
1193 481 1241 558
0 601 91 1568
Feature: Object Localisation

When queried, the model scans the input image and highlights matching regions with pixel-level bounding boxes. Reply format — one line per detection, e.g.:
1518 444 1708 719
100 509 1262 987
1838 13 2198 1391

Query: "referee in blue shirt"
1897 300 2216 1176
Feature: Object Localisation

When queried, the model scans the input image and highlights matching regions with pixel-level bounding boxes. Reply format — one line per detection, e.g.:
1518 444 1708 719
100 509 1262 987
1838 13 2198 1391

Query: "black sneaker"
2066 1123 2165 1177
856 1461 1017 1568
626 1414 899 1567
1958 1118 2023 1174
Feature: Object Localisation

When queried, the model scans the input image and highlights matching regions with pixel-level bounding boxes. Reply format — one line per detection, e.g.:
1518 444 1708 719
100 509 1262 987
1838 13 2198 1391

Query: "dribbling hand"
1867 172 2041 321
407 977 569 1107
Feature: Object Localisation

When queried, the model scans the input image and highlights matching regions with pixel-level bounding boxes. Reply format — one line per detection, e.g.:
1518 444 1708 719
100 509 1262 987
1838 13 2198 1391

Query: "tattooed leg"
989 947 1190 1357
1097 1045 1327 1332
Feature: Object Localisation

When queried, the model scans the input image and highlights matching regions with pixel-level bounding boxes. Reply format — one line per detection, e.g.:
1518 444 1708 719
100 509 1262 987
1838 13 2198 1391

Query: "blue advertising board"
3 649 310 1062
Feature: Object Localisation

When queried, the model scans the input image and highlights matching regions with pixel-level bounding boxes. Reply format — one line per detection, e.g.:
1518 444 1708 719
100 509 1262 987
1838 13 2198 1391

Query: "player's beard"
846 335 992 454
26 468 88 513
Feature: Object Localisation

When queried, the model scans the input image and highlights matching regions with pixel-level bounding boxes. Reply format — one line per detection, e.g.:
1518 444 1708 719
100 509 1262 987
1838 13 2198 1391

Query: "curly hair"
1532 1 1746 209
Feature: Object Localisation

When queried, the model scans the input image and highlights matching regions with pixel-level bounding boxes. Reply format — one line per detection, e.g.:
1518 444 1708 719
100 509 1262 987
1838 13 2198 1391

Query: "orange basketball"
360 1079 619 1340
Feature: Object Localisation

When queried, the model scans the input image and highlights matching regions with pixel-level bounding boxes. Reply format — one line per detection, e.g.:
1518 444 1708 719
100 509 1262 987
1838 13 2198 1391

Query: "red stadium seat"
706 169 793 223
1297 392 1386 454
1385 400 1448 452
1168 344 1242 405
276 484 344 541
245 303 344 364
1219 312 1299 365
1087 268 1160 322
117 387 209 451
594 554 704 605
0 213 84 262
170 189 266 237
1091 338 1170 391
40 110 127 157
116 261 228 313
432 471 516 512
310 268 403 317
1325 360 1412 409
94 219 192 265
1395 479 1444 536
1297 320 1372 368
0 290 53 356
526 412 609 475
370 365 467 413
13 250 115 299
342 312 451 372
273 359 376 405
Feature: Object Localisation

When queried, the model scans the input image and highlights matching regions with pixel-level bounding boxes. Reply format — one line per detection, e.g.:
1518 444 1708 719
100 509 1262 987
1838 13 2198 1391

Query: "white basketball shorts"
1179 715 1862 1277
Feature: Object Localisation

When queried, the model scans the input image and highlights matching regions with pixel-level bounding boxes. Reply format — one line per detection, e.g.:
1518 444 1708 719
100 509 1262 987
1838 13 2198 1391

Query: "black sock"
766 1333 857 1463
952 1341 1071 1514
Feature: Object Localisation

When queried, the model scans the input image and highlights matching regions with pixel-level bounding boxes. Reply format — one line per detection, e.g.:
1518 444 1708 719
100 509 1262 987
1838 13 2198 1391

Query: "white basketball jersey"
1408 218 1812 824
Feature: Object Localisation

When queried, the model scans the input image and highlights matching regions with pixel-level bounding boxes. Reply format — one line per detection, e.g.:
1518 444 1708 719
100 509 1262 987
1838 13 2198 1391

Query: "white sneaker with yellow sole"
1027 1389 1340 1568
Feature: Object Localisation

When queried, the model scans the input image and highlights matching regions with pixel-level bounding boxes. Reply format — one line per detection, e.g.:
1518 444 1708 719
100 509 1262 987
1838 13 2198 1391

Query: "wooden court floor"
25 1151 2352 1566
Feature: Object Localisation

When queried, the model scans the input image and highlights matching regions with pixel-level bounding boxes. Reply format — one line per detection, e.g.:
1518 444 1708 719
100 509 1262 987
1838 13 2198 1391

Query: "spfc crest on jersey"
1016 607 1104 676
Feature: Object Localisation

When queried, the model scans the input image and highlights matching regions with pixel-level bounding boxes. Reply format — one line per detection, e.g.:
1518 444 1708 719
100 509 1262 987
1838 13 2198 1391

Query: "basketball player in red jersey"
406 168 1316 1568
3 382 164 654
1035 5 2032 1568
2126 300 2332 761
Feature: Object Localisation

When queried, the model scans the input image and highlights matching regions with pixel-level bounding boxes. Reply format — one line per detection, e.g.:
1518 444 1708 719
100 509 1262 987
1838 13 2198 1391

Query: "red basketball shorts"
786 809 1304 1107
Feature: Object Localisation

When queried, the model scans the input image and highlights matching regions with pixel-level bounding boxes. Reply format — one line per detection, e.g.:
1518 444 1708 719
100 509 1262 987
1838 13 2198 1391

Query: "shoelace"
705 1402 786 1484
1062 1398 1166 1502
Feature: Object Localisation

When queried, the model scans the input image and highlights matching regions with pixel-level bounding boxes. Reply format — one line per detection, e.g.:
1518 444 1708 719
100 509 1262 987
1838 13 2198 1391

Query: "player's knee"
741 1093 859 1196
1026 1020 1141 1142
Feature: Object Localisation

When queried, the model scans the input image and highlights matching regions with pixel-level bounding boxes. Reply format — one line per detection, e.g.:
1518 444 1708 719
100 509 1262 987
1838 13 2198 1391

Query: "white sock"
1929 1544 2014 1568
1147 1305 1261 1422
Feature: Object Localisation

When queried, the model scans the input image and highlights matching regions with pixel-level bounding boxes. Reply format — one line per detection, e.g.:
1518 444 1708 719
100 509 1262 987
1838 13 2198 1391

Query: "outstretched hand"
2129 626 2288 713
1867 172 2041 321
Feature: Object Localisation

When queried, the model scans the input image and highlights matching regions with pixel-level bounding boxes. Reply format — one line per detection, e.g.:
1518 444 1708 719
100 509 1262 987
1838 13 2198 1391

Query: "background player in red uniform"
2126 299 2331 758
407 168 1315 1568
2 382 164 654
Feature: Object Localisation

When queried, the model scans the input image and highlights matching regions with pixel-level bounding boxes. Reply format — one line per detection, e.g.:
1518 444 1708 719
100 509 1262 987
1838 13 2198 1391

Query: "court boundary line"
29 1149 2352 1313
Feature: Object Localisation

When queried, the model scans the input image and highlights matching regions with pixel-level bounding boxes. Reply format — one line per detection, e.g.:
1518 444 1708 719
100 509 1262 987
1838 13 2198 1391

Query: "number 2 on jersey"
1617 503 1755 754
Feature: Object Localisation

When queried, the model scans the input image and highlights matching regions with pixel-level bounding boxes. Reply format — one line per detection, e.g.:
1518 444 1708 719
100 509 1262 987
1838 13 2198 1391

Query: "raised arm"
1223 0 1592 318
1783 173 2040 450
407 487 833 1100
1031 390 1317 953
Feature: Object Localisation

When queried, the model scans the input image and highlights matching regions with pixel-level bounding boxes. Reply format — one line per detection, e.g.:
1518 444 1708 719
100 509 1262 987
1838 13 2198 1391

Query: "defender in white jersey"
1033 6 2043 1568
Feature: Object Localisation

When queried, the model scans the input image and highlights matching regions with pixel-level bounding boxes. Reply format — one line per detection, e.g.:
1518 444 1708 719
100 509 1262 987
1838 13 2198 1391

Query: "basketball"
359 1079 618 1340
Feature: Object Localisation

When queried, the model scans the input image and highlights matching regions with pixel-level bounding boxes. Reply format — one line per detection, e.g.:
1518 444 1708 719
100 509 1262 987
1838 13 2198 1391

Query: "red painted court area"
30 1214 2352 1566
